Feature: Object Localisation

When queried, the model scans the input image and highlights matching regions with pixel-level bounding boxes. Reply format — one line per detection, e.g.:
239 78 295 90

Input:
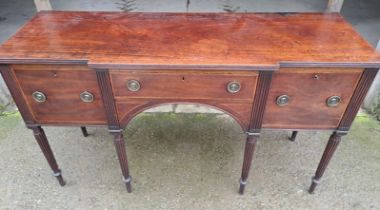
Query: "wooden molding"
248 71 273 133
95 69 120 130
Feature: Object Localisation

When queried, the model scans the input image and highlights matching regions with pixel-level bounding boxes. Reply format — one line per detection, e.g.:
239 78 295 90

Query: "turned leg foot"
308 176 320 194
289 131 298 141
308 131 345 194
53 170 66 186
30 126 66 186
113 131 132 193
81 126 89 137
238 178 247 194
238 133 259 195
123 176 132 193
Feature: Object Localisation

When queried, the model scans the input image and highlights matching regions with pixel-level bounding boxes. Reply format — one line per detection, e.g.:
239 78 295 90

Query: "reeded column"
30 126 65 186
308 131 345 193
239 133 259 194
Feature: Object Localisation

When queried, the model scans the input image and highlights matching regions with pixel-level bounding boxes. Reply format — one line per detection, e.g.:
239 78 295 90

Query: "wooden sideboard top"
0 11 379 70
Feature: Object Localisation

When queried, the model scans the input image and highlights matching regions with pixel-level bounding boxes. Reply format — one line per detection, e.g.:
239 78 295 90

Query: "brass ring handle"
32 91 47 103
326 96 341 107
126 80 141 92
227 81 241 93
276 95 290 106
80 91 94 103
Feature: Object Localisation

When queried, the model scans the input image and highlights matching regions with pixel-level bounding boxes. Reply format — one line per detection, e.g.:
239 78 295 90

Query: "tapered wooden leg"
308 131 345 194
30 126 66 186
113 131 132 193
80 126 89 137
239 134 259 194
289 131 298 141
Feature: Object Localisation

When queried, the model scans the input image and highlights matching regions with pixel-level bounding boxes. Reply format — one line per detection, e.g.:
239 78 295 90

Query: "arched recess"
115 99 253 132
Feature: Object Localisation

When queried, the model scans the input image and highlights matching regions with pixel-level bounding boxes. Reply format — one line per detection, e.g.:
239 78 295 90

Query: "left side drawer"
12 65 107 125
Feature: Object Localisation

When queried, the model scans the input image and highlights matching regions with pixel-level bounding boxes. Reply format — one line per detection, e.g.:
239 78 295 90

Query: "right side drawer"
262 68 363 129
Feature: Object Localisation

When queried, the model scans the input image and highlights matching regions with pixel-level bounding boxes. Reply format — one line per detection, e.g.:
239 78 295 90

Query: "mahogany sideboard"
1 11 380 195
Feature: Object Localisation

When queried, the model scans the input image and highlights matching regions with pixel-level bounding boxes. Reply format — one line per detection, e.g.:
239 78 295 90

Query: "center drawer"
110 70 258 101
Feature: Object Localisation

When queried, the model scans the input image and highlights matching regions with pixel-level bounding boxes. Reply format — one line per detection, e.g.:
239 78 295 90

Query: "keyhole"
182 76 185 81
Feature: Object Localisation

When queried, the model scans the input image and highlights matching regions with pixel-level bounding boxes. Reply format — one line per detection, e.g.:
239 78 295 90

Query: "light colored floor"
0 112 380 209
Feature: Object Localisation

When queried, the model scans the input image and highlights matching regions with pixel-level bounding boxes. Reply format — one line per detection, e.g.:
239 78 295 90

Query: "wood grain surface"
262 68 363 129
0 12 379 69
110 70 257 100
12 65 107 125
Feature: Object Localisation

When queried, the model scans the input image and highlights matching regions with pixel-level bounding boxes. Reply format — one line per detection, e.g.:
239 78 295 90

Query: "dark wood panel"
95 69 121 131
110 70 257 100
115 99 253 131
0 12 379 69
262 68 363 129
12 65 107 124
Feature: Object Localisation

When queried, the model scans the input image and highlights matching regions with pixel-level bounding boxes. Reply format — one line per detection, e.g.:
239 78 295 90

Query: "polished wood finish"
1 12 380 195
110 70 257 100
248 71 273 133
262 68 362 129
0 12 380 69
12 65 107 125
95 69 121 131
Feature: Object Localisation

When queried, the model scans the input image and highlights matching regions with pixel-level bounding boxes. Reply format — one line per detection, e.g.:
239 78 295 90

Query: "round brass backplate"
326 96 341 107
126 80 141 92
276 95 290 106
80 91 94 103
32 91 47 103
227 81 241 93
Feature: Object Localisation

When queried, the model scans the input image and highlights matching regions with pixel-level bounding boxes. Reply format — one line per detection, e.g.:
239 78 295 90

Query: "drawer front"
110 70 258 101
262 68 363 129
13 65 107 124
